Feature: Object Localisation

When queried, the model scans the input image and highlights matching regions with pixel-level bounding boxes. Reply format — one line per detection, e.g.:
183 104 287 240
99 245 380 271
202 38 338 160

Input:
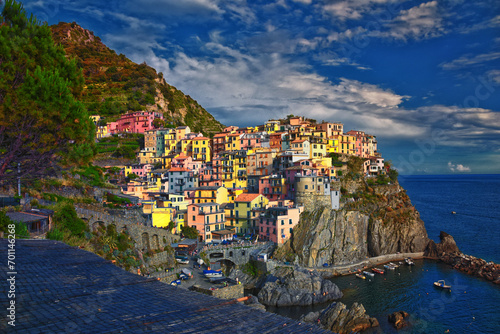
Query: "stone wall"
295 192 331 212
190 284 244 300
147 249 175 267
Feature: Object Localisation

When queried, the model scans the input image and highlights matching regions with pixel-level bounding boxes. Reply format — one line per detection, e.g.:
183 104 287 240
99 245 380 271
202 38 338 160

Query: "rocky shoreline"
424 231 500 284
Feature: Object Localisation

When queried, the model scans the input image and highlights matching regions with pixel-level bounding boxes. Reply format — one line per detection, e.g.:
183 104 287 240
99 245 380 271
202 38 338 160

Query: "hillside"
50 22 224 136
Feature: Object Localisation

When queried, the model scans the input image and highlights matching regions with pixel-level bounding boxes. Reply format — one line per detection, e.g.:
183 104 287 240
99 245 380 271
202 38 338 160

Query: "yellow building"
338 134 356 155
164 132 177 155
152 206 175 229
192 186 229 204
264 120 280 134
309 140 327 159
220 150 247 189
192 136 211 162
225 133 242 151
326 138 340 154
96 125 109 139
232 193 269 235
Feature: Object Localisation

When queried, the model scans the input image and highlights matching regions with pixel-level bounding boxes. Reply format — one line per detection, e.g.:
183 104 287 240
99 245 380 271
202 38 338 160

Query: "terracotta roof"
193 137 210 140
168 167 190 172
291 139 306 143
213 133 227 138
235 193 261 202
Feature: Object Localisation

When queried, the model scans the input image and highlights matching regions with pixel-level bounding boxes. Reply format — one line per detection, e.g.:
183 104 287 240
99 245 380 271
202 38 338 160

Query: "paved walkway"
271 252 425 275
0 240 329 333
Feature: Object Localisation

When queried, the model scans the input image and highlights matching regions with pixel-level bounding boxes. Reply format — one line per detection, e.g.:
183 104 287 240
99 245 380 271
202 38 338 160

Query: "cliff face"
276 159 429 267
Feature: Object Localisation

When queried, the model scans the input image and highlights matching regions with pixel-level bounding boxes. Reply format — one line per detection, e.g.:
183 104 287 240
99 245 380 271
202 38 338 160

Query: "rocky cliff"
275 157 429 267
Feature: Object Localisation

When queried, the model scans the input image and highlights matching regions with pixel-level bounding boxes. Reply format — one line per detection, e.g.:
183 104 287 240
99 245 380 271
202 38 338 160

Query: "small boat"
389 262 399 268
203 269 223 278
384 264 396 270
405 258 415 266
434 280 451 290
356 273 366 279
451 211 456 214
372 268 385 274
363 271 375 277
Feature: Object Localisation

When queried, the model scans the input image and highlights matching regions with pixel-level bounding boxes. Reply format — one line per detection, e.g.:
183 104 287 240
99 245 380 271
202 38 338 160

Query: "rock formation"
388 311 409 329
301 302 379 334
425 232 500 284
275 160 429 267
257 266 342 306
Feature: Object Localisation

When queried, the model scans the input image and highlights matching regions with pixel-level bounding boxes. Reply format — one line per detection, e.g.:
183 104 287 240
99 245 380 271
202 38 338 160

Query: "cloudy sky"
18 0 500 174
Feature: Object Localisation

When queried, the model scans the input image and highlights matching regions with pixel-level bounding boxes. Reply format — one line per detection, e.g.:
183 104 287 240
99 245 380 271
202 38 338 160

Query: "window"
247 203 250 208
281 220 284 225
206 226 210 232
192 216 195 221
305 185 308 190
289 228 293 233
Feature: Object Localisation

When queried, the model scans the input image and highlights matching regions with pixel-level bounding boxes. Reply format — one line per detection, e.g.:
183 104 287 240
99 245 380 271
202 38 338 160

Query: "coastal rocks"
388 311 409 329
241 295 266 311
228 268 266 289
424 231 460 257
301 302 379 334
441 253 500 284
425 232 500 284
257 267 342 307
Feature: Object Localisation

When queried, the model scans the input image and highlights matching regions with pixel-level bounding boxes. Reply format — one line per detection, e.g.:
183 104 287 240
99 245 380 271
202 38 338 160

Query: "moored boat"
356 273 366 279
405 258 415 266
433 280 451 290
384 264 396 270
389 262 399 268
363 271 375 277
203 269 223 278
372 268 385 274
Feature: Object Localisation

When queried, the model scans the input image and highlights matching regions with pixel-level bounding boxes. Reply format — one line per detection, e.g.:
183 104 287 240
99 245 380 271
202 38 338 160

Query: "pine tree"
0 0 95 183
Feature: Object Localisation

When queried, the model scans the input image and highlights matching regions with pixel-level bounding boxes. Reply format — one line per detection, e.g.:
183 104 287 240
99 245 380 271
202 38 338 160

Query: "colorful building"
232 193 269 235
187 202 228 242
258 204 304 244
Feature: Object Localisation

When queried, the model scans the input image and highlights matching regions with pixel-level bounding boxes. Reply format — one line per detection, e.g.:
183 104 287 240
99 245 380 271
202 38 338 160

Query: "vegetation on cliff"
50 22 224 136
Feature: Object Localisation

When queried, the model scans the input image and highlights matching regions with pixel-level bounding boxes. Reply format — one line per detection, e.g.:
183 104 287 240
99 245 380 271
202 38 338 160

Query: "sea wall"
190 284 244 299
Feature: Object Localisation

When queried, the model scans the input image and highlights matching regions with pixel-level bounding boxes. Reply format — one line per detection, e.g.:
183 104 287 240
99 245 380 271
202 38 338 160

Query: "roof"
195 186 224 190
291 139 307 143
6 212 49 223
193 137 210 140
213 133 227 138
168 167 190 172
235 193 261 202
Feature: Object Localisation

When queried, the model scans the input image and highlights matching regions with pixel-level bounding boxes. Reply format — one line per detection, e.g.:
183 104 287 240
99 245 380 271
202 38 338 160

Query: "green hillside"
50 22 224 136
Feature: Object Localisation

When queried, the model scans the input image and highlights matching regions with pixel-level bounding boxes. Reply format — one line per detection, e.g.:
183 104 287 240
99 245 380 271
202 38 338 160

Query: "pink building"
199 162 221 187
258 204 304 244
110 111 163 134
187 202 232 242
259 175 286 201
171 153 202 175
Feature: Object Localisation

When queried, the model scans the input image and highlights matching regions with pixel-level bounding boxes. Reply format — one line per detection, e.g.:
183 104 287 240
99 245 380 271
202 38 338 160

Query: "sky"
12 0 500 174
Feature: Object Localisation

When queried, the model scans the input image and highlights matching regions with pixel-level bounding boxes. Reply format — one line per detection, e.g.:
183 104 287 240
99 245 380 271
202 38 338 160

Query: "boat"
355 273 366 279
363 271 375 277
405 258 415 266
389 262 399 268
372 268 385 274
384 264 396 270
434 280 451 290
203 269 223 278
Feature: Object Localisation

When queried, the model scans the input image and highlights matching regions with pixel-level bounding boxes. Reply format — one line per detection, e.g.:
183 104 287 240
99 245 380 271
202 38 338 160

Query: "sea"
269 174 500 333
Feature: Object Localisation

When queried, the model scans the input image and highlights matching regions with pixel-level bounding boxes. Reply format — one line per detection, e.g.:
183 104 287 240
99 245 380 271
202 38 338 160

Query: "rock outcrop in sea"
274 157 429 267
388 310 410 329
301 302 379 334
257 266 342 306
425 231 500 284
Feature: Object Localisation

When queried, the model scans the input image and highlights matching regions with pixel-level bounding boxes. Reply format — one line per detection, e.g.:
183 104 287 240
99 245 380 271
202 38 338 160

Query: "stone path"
0 240 329 333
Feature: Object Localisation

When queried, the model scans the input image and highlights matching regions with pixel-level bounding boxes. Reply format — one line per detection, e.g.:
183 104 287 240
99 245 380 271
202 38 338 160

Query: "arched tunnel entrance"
216 259 236 276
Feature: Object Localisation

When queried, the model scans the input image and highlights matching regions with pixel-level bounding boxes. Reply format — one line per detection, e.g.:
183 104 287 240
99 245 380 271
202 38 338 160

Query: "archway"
142 232 150 251
217 259 236 276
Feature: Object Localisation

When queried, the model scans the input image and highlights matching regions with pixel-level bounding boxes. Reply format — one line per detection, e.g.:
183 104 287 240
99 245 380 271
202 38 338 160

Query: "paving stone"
0 240 329 333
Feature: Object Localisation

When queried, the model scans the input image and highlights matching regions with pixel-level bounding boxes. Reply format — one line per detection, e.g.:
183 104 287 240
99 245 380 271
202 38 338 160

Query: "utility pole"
17 163 21 197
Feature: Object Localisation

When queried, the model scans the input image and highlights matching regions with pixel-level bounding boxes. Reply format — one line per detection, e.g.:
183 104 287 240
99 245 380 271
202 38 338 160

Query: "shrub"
53 203 87 237
47 228 64 241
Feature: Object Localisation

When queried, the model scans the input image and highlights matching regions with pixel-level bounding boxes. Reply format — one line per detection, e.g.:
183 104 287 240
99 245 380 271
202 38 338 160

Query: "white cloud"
381 1 445 41
487 70 500 84
448 162 471 172
290 0 312 4
441 52 500 70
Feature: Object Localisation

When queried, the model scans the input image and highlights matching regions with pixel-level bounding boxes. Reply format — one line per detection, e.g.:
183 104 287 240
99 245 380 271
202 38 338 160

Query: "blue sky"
15 0 500 174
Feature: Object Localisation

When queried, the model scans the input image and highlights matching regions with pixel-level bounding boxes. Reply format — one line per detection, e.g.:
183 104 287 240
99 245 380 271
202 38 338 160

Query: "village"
91 112 388 245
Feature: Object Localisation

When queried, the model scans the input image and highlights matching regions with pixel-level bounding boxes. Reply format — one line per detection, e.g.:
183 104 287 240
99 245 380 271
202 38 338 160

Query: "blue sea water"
271 174 500 333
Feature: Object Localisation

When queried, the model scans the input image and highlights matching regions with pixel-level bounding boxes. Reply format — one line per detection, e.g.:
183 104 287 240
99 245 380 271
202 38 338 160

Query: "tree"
152 118 165 129
0 0 95 184
181 225 199 239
